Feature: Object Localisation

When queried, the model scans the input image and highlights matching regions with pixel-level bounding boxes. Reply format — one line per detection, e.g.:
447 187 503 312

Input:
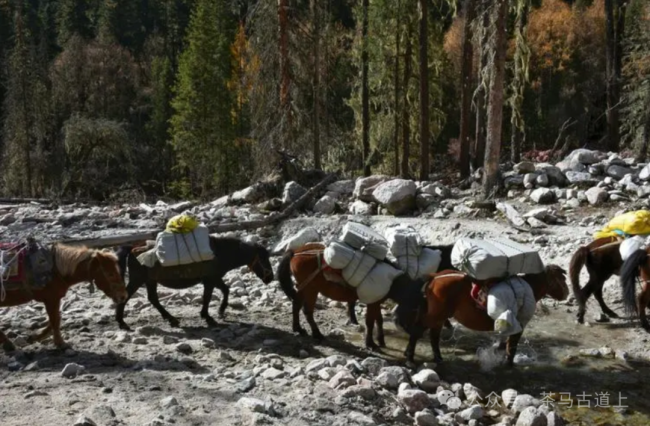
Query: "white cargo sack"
385 226 422 258
619 235 648 262
451 238 544 280
385 226 442 279
324 241 376 288
340 222 389 260
136 249 158 268
486 277 537 336
356 262 404 304
155 225 214 266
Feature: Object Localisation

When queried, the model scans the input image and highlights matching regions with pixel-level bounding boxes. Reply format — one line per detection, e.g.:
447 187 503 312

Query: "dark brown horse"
115 236 274 330
569 236 623 323
395 265 569 367
619 248 650 331
277 242 425 350
345 244 454 326
0 244 127 351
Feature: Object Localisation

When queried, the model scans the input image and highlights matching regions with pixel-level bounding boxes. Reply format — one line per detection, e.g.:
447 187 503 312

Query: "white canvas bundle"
619 235 649 262
395 248 442 280
486 277 537 336
155 225 214 266
385 226 422 258
340 222 389 260
356 262 404 304
451 238 544 280
323 242 356 269
342 250 377 287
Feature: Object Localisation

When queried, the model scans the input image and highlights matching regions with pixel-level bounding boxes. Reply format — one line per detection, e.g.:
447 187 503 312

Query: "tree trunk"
393 0 401 176
361 0 370 176
510 0 529 164
482 0 508 198
605 0 626 152
418 0 429 181
473 0 490 170
638 88 650 162
311 0 321 170
401 26 412 179
278 0 291 150
459 0 475 178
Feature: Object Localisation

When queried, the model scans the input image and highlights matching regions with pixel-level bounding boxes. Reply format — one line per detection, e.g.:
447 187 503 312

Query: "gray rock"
415 409 439 426
536 173 550 187
504 175 525 189
349 200 374 215
261 367 285 380
61 363 85 378
328 370 356 389
606 165 632 180
639 164 650 181
546 411 565 426
354 175 391 201
347 411 376 425
514 161 536 174
530 188 556 204
175 342 193 354
567 148 603 165
457 405 484 422
637 185 650 198
536 164 568 186
416 193 437 210
372 179 417 215
73 416 97 426
305 358 328 373
398 388 431 414
516 407 547 426
160 396 179 408
411 369 441 393
565 171 598 185
237 397 270 414
313 195 337 214
585 187 609 205
327 180 355 195
524 173 539 189
340 385 376 399
361 357 388 375
512 394 540 414
282 181 307 205
376 366 410 390
237 377 256 392
231 184 264 204
502 389 518 408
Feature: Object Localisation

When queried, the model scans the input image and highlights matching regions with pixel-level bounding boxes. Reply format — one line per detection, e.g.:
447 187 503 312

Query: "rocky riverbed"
2 148 650 425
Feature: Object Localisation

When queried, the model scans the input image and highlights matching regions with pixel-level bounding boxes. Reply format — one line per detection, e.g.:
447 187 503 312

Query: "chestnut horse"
395 265 569 367
345 244 454 327
276 243 425 350
0 244 127 351
569 236 623 323
619 248 650 331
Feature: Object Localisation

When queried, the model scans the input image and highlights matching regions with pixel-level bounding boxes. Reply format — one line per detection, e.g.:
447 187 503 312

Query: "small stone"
585 187 608 206
502 389 518 408
516 407 548 426
261 367 285 380
163 335 178 345
132 337 148 345
73 416 97 426
61 363 85 378
361 357 388 375
457 405 484 422
218 351 235 362
299 349 309 359
530 188 556 204
398 388 431 414
376 366 410 390
328 370 356 389
305 358 327 373
160 396 179 409
348 411 376 425
237 396 269 414
415 409 439 426
24 390 48 399
512 394 539 414
340 385 376 399
175 342 192 354
201 338 216 348
316 367 337 381
412 369 441 392
546 411 565 426
237 377 256 392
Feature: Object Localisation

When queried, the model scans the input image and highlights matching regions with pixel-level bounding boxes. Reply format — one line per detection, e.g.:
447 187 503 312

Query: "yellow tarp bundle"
593 210 650 239
165 214 199 234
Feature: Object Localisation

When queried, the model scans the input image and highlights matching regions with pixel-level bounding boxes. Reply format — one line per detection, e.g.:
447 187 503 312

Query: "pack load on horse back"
570 210 650 324
395 237 565 367
115 213 274 330
276 222 428 350
1 237 127 351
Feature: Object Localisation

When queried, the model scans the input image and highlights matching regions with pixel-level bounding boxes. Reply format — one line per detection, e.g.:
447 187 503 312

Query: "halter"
248 254 273 282
87 252 124 297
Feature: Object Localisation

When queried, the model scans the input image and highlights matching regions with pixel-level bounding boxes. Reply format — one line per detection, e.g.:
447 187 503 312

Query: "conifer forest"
0 0 648 200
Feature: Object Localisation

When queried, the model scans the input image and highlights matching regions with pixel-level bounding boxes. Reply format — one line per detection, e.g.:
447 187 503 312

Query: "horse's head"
544 264 569 301
89 249 129 304
391 274 429 335
248 243 274 284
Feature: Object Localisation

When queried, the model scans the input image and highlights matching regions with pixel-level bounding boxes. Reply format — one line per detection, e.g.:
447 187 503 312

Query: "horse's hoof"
405 360 417 369
2 341 16 353
365 342 380 352
204 317 218 328
55 342 71 350
118 323 132 332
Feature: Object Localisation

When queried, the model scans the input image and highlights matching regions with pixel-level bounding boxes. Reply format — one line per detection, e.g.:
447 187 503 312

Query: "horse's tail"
115 245 133 282
277 249 297 301
569 246 589 306
620 249 646 317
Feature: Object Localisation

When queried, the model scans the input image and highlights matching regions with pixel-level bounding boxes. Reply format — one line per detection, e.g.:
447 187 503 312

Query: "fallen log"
60 172 339 248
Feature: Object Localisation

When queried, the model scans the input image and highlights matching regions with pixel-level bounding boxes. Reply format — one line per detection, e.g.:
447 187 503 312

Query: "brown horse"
619 248 650 331
276 242 425 350
569 236 623 323
395 265 569 367
0 244 127 351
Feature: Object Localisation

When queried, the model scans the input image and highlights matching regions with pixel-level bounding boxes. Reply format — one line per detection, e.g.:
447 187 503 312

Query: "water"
350 303 650 425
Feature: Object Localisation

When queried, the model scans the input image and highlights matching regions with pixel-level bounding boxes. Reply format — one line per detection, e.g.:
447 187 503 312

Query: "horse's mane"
52 244 116 277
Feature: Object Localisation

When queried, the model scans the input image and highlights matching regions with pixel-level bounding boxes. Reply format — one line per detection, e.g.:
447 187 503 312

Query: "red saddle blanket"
0 242 27 283
470 279 499 311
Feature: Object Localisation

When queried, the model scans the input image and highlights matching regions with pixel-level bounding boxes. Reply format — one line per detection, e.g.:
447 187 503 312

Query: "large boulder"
565 149 604 166
530 188 556 204
282 181 307 205
327 180 355 195
639 164 650 181
354 175 391 202
372 179 417 215
231 183 264 205
349 200 375 215
606 164 632 180
565 171 598 186
514 161 536 175
313 194 337 214
535 164 568 187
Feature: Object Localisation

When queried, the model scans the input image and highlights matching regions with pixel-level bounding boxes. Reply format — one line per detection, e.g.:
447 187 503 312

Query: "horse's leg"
0 330 16 352
594 281 619 318
115 277 144 331
214 277 229 319
347 301 359 325
146 281 180 327
364 303 379 351
292 294 307 336
638 282 650 332
576 276 598 324
44 298 67 349
302 289 324 341
376 306 386 348
404 329 423 366
429 325 444 363
28 323 52 343
505 332 523 367
200 279 218 327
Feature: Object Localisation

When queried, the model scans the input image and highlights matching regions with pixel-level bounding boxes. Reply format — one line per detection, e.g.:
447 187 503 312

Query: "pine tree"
56 0 94 45
170 0 236 196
